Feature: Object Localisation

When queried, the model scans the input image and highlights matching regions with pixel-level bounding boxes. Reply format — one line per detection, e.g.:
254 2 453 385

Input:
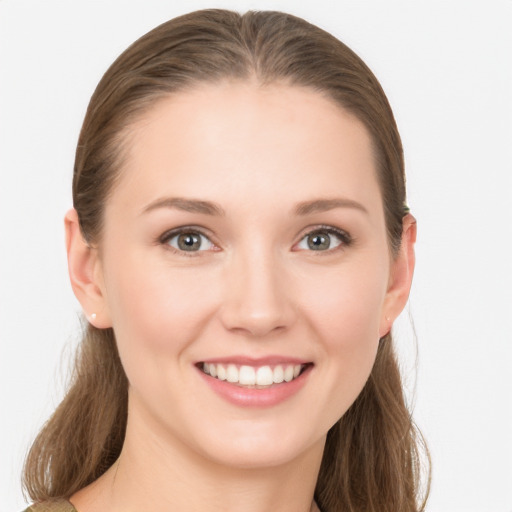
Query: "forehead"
111 81 382 216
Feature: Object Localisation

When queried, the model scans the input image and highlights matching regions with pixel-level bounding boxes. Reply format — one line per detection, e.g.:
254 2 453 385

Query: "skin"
66 82 416 512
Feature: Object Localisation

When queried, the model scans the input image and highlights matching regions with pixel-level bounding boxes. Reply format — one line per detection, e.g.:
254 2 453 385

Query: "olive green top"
24 499 77 512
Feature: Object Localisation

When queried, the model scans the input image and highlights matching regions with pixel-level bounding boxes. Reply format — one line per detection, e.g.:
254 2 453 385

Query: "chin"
187 419 325 471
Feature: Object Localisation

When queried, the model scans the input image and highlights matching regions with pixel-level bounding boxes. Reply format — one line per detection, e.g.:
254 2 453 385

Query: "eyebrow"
293 198 368 216
142 197 226 216
141 196 368 217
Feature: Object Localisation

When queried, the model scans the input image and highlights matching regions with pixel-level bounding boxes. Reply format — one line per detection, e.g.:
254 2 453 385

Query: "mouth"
198 362 310 388
195 358 313 407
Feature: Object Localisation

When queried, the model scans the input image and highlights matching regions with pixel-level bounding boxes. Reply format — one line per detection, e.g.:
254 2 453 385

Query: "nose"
219 246 295 338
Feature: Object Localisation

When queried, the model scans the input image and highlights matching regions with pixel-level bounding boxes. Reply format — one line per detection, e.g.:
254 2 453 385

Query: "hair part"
24 9 430 511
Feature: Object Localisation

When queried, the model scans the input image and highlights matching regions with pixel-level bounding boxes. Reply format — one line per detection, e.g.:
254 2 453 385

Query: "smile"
201 362 305 388
196 359 313 407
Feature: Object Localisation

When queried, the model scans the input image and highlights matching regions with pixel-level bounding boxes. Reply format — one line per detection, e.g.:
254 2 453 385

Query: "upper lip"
197 355 311 366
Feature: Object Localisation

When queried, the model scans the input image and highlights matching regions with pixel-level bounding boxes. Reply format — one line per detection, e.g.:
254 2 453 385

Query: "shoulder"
23 499 77 512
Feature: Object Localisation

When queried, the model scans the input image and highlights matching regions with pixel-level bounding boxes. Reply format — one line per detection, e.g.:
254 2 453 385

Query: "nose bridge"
220 238 293 337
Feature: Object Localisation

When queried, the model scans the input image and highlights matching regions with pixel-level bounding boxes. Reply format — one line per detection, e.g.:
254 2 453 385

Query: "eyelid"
156 224 352 255
158 226 219 255
293 224 352 252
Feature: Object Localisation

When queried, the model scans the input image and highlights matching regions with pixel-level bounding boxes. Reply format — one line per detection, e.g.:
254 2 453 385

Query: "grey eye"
297 230 344 251
167 232 214 252
308 232 330 250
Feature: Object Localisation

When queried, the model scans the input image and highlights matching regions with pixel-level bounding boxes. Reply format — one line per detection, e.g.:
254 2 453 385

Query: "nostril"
219 298 293 338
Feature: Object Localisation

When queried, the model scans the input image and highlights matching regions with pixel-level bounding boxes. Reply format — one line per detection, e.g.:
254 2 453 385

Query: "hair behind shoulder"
23 9 429 511
23 326 127 500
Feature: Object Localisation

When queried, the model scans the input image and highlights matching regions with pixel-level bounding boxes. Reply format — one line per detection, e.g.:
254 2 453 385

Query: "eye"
296 227 350 252
162 229 215 253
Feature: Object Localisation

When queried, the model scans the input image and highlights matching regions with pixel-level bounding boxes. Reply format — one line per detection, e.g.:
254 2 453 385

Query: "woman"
23 9 429 512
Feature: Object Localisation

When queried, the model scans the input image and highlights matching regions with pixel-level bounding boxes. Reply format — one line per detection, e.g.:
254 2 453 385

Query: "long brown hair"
23 9 429 511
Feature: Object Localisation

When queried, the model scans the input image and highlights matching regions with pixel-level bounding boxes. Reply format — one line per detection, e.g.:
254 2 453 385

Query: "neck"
71 405 325 512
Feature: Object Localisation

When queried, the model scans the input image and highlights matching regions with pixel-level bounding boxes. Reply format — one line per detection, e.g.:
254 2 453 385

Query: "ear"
65 209 112 328
379 213 417 337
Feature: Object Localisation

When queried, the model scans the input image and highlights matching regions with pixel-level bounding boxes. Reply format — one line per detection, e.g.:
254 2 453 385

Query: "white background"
1 1 511 511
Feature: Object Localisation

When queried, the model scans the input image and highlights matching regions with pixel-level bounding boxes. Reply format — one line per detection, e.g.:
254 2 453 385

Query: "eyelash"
158 225 352 256
158 226 218 257
295 225 352 254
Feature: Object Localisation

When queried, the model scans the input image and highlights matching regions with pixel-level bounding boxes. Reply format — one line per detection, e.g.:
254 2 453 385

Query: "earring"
89 313 97 322
380 316 392 340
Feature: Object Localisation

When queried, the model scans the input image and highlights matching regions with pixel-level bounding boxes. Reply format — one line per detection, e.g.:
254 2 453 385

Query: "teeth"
226 364 238 383
239 365 256 385
217 364 227 381
256 366 273 386
273 365 284 383
202 363 305 386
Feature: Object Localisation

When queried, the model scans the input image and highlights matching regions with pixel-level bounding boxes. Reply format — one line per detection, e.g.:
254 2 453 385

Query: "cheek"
103 251 220 359
297 259 388 414
300 259 388 346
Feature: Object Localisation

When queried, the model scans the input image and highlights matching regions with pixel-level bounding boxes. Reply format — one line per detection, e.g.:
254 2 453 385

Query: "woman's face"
80 82 413 468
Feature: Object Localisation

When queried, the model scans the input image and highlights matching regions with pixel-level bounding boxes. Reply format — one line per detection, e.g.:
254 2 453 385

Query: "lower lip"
196 365 312 407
